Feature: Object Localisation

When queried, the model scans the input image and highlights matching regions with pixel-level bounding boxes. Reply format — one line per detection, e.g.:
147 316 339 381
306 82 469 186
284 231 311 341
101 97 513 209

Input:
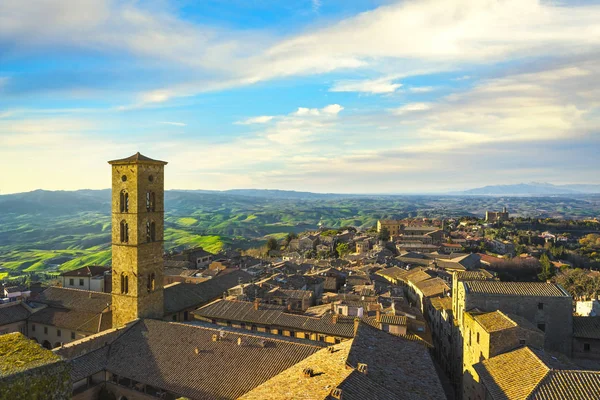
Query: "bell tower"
108 152 167 328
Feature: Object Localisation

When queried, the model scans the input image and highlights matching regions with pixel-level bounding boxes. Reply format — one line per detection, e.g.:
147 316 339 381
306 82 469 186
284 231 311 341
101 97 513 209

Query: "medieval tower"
108 152 167 328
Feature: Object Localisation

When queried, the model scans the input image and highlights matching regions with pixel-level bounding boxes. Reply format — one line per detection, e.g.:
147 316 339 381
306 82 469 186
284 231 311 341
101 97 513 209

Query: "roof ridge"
167 321 325 349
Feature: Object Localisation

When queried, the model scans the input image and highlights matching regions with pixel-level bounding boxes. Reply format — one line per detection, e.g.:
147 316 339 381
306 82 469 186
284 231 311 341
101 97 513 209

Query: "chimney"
287 303 292 312
353 318 360 336
357 363 368 375
254 298 259 311
212 334 218 342
237 337 242 346
330 388 343 400
302 368 314 378
194 347 199 355
222 291 227 300
332 314 338 324
376 310 381 323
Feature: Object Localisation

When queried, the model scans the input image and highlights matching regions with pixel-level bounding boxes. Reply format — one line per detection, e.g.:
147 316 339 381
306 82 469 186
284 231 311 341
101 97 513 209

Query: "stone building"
572 316 600 361
60 265 110 293
108 152 167 328
454 280 573 356
461 310 544 400
485 207 509 222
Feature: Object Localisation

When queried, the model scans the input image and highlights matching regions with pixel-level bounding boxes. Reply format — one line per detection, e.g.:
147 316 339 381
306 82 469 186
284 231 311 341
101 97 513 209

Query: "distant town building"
485 207 509 222
60 265 110 292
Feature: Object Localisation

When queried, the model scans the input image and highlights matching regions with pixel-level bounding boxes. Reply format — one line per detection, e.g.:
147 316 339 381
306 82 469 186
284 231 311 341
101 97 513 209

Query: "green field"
2 189 600 282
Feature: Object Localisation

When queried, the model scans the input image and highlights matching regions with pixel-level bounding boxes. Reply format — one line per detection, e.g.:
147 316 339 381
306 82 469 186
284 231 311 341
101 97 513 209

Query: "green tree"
266 238 279 252
336 243 350 258
285 232 298 245
538 253 555 282
378 227 390 242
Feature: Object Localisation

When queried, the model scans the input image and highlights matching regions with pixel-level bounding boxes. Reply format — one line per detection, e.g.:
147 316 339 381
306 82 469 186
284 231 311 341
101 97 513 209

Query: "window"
57 329 61 337
120 190 129 212
520 339 526 345
146 221 156 242
32 324 35 332
69 278 74 286
537 323 546 332
71 332 76 340
172 315 177 321
120 273 129 294
120 221 129 243
476 332 480 344
79 278 84 286
538 302 544 310
146 191 155 212
44 327 48 334
147 273 155 293
585 343 591 352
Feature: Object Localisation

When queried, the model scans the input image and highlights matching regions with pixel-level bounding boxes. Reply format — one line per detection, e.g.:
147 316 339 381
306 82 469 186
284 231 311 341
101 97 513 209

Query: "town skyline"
2 0 600 194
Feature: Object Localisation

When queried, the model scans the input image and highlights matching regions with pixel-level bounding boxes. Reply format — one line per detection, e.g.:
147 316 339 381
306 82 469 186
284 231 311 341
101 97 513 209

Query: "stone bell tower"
108 152 167 328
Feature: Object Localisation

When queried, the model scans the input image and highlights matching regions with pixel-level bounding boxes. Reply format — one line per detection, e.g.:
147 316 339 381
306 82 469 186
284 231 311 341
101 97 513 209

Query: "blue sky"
1 0 599 194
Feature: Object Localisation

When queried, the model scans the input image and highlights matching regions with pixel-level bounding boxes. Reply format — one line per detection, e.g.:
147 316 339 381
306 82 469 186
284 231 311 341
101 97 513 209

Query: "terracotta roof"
474 346 580 400
532 370 600 399
61 319 323 399
164 269 252 314
28 307 111 334
430 297 453 311
239 340 397 400
0 302 30 326
34 287 111 313
455 269 495 281
464 281 569 297
414 278 450 298
376 266 407 280
60 265 109 277
471 311 540 335
194 300 356 338
573 316 600 339
405 269 436 285
107 152 168 165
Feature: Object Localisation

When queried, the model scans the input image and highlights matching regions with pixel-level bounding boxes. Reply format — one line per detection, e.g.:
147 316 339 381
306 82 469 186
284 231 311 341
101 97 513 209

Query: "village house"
60 265 110 293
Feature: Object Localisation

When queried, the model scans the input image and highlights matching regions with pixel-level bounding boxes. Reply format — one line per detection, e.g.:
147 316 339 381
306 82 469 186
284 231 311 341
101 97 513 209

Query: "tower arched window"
120 190 129 213
146 191 155 212
147 273 155 293
120 221 129 243
146 220 156 242
120 273 129 294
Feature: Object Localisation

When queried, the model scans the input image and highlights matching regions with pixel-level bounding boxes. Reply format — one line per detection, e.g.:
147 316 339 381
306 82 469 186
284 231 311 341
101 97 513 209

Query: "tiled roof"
60 265 109 277
194 300 356 338
474 346 580 400
28 307 111 334
376 266 407 280
455 269 495 281
470 311 540 334
239 340 397 400
430 297 453 311
346 323 445 400
414 278 450 298
531 370 600 400
64 319 322 399
405 269 436 285
573 316 600 339
0 302 30 326
107 152 167 165
464 281 569 297
34 287 111 313
164 269 252 314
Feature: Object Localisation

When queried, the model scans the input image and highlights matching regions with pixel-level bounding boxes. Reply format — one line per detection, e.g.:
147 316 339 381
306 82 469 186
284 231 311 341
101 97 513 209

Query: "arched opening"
42 340 51 350
120 221 129 243
120 190 129 213
151 221 156 241
121 273 129 294
146 191 155 212
147 273 155 293
54 342 62 349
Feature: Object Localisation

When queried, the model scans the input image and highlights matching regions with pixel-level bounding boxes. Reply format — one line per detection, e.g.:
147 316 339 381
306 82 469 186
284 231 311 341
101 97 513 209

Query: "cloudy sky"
1 0 599 194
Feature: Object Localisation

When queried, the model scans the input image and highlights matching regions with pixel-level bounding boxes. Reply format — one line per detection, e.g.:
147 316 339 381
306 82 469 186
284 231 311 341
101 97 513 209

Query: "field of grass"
2 189 600 282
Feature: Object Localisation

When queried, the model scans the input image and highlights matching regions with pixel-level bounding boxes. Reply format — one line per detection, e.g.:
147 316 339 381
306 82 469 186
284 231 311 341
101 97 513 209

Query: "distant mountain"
459 182 600 196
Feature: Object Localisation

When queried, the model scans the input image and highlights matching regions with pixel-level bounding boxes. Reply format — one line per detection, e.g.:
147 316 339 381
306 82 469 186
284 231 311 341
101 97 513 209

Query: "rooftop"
60 265 109 277
107 152 168 165
463 281 569 297
573 316 600 340
0 333 62 378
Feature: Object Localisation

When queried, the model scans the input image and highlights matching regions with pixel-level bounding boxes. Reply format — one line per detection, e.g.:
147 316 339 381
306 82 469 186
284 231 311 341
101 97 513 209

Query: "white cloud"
159 121 186 127
294 104 344 116
330 78 402 94
236 115 274 125
408 86 434 93
393 103 432 114
312 0 322 13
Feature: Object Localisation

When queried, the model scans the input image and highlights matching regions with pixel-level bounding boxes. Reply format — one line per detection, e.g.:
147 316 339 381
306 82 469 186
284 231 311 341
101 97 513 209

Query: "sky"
1 0 599 194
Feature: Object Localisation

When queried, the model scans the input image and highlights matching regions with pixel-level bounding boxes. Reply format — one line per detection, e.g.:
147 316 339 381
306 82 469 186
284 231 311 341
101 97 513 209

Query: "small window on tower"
151 221 156 241
147 273 156 293
148 175 154 182
121 175 127 182
120 191 129 213
120 221 129 243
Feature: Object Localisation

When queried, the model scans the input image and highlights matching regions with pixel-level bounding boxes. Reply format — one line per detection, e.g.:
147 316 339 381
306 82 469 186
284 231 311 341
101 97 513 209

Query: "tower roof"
108 152 168 165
